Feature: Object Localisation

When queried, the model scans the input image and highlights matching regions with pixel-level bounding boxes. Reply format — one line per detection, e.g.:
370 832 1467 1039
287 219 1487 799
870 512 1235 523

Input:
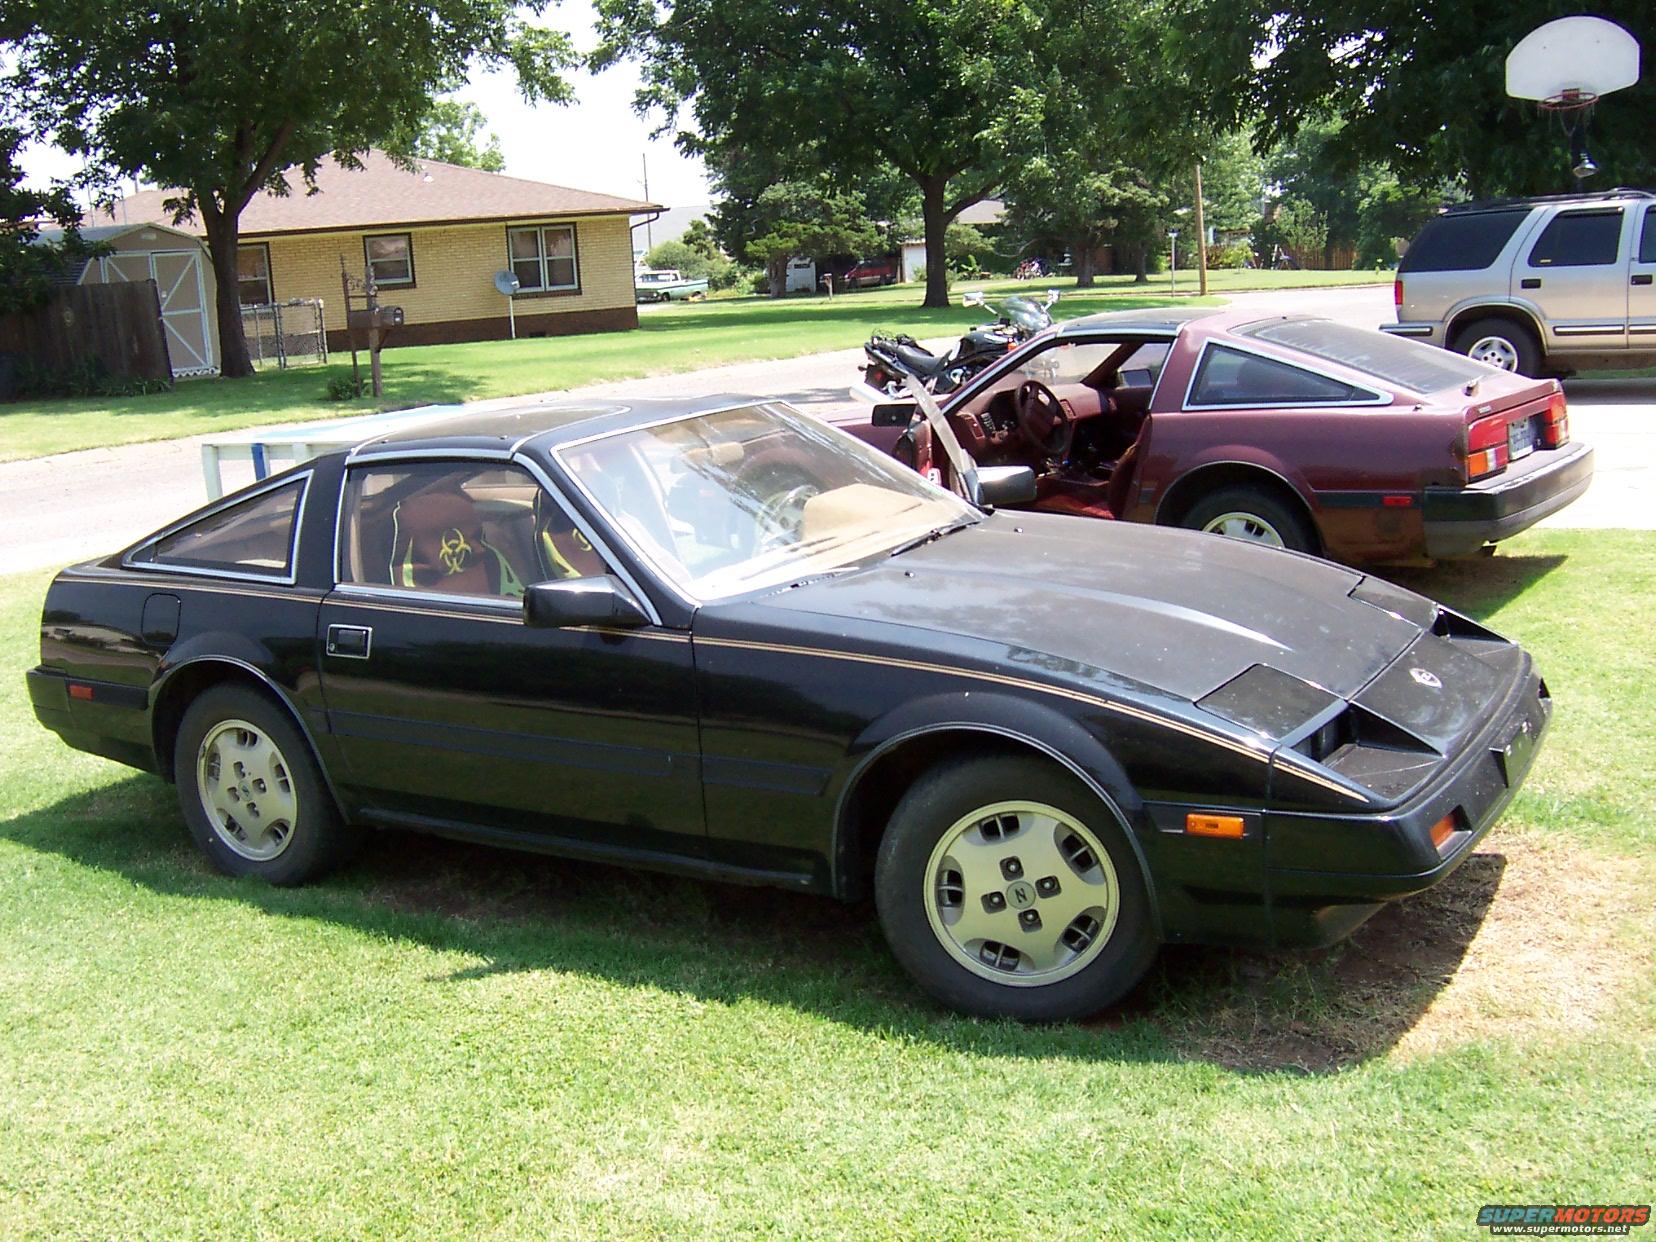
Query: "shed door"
99 249 216 376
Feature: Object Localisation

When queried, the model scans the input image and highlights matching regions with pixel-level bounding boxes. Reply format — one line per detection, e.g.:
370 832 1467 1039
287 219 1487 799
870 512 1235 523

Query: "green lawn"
0 269 1385 465
1 528 1651 1239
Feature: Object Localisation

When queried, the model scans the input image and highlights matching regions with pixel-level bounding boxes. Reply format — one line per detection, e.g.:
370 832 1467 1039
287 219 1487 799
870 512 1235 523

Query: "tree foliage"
594 0 1046 307
0 128 95 315
1211 0 1655 196
402 99 506 172
3 1 572 376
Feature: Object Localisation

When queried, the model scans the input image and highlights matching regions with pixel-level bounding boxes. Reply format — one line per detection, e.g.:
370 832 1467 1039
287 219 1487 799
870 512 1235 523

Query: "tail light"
1539 392 1569 448
1465 414 1509 482
1394 278 1404 309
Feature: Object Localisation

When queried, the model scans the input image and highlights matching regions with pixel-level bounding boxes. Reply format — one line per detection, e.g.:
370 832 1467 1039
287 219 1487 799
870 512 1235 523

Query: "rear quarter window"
1189 345 1370 407
139 477 306 578
1398 209 1530 273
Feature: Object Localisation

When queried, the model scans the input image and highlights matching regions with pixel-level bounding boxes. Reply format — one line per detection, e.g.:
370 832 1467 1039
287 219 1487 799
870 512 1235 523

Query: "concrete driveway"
1 283 1648 576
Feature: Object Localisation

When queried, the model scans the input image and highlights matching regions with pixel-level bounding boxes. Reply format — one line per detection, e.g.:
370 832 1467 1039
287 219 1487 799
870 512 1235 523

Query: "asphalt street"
0 283 1648 575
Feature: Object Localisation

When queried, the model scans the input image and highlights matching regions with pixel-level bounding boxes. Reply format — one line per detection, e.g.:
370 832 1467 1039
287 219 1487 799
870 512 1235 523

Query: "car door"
1631 204 1656 348
1512 205 1630 353
314 456 705 850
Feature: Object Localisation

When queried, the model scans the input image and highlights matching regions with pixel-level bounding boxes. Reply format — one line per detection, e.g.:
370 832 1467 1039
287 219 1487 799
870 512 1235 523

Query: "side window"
1526 209 1624 267
337 462 608 598
1189 345 1369 407
1640 206 1656 265
144 478 304 578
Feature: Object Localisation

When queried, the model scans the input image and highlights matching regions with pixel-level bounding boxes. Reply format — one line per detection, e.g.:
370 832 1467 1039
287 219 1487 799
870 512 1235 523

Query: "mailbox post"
339 257 403 398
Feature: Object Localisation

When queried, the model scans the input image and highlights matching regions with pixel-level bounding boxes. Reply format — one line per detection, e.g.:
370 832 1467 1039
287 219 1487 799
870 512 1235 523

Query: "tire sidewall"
1182 485 1317 554
875 755 1157 1021
174 685 343 886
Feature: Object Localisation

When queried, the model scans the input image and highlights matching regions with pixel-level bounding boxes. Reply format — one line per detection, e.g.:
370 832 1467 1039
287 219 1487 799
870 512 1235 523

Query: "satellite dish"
1506 16 1640 105
493 269 521 297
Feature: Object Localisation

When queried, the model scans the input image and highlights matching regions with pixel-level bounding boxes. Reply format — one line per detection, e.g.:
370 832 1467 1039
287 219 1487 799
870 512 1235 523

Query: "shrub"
1206 241 1254 269
326 374 364 401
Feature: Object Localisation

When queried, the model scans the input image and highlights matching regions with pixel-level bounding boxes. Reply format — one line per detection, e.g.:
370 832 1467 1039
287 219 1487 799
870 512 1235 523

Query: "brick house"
89 151 662 363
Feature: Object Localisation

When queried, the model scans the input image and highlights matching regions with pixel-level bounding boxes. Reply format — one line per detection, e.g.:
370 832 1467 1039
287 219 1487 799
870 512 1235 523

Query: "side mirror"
871 401 919 427
975 465 1037 508
1045 289 1061 306
524 575 651 629
961 291 985 308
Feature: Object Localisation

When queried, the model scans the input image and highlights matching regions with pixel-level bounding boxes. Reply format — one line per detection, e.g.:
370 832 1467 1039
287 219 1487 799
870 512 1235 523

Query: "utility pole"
1193 161 1209 297
641 154 654 253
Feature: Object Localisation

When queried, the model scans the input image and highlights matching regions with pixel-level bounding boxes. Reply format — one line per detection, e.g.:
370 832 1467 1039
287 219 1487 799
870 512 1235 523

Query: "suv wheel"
875 755 1156 1020
1453 318 1541 376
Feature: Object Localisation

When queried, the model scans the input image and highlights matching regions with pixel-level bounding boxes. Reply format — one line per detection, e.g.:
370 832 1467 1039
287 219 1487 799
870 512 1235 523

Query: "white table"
199 404 466 499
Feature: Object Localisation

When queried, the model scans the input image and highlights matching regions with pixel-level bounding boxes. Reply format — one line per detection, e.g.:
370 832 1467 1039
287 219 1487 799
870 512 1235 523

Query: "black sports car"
27 397 1549 1020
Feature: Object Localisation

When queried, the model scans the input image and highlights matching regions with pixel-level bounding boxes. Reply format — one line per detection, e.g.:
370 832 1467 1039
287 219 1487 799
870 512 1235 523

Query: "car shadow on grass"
0 773 1505 1075
1383 551 1568 619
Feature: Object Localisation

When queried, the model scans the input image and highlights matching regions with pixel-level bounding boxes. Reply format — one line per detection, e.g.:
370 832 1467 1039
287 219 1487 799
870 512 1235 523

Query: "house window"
508 224 579 292
236 244 273 305
364 233 415 287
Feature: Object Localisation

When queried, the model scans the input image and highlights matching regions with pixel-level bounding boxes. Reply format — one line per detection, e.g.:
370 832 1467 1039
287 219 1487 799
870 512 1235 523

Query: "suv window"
338 462 607 598
1640 206 1656 265
1189 345 1370 407
144 478 304 578
1398 209 1529 273
1526 208 1624 267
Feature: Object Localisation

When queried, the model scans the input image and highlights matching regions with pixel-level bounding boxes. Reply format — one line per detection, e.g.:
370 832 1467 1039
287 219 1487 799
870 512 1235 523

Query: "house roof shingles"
89 150 663 238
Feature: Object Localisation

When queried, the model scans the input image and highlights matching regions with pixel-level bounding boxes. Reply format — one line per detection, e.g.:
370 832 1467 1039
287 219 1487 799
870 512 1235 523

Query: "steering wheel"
1015 380 1074 459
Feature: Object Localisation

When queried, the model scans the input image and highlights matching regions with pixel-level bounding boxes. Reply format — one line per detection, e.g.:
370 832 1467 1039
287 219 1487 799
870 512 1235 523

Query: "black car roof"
348 394 767 459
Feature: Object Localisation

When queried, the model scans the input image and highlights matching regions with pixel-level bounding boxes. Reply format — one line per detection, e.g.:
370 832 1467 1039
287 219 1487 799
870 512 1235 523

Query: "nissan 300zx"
26 397 1550 1020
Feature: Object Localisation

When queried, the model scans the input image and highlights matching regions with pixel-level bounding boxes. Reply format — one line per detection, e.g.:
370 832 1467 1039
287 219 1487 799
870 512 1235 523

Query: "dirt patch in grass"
1154 826 1651 1072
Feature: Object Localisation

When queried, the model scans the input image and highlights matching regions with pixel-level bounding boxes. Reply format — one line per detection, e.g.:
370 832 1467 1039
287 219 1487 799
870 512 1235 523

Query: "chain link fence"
241 299 328 370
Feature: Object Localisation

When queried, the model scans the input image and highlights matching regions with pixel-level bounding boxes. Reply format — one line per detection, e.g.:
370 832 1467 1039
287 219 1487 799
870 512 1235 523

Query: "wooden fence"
0 280 173 390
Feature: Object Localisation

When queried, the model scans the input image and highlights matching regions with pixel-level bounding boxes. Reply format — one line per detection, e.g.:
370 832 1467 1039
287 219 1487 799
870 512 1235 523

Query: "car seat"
389 488 525 596
534 491 607 580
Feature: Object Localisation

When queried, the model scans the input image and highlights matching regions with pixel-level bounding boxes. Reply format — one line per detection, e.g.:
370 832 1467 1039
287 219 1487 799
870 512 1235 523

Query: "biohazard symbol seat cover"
534 490 606 580
390 489 524 596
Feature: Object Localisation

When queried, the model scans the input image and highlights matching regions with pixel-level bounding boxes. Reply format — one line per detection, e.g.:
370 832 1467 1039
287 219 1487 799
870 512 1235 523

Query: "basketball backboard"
1506 16 1640 105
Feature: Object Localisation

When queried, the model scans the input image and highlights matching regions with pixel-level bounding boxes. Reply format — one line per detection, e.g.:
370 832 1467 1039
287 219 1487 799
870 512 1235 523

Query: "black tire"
174 684 358 885
875 754 1157 1021
1180 484 1317 554
1452 317 1542 377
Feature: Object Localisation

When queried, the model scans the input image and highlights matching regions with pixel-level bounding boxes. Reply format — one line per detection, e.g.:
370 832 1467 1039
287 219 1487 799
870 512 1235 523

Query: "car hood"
755 512 1423 703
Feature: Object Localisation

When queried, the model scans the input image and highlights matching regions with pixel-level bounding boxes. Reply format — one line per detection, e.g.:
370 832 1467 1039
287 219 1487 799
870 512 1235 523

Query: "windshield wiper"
888 516 977 558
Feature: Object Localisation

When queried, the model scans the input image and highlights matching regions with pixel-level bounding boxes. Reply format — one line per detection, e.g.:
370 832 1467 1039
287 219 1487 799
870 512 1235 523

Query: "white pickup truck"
635 269 710 303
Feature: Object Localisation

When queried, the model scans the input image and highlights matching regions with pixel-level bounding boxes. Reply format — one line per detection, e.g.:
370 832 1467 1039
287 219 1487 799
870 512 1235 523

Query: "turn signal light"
1429 814 1457 850
1539 393 1569 448
1465 415 1510 482
1187 813 1245 839
1393 278 1404 308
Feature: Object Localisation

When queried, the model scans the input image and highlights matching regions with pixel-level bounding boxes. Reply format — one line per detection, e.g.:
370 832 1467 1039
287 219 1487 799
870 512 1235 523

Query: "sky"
17 0 713 211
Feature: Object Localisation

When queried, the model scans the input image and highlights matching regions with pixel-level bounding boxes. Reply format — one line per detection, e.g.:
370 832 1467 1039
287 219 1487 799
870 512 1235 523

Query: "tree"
0 128 93 314
3 2 572 377
405 99 505 172
743 182 879 296
593 0 1047 308
1207 0 1655 196
679 217 719 259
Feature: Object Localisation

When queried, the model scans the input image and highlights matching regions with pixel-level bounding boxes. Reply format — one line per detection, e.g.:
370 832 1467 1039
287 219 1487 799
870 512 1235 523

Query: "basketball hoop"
1506 17 1640 184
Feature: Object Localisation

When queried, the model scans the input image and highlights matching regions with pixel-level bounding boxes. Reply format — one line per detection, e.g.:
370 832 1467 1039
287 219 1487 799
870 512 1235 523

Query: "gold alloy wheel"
196 718 299 862
922 800 1120 987
1200 510 1286 547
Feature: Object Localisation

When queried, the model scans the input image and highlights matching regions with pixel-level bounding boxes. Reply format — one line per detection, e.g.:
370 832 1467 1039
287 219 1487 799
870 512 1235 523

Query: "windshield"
555 403 975 601
1238 318 1488 393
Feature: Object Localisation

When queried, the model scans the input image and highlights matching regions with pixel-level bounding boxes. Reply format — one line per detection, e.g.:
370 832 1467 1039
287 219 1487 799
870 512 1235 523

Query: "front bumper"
1261 649 1550 947
1422 442 1594 558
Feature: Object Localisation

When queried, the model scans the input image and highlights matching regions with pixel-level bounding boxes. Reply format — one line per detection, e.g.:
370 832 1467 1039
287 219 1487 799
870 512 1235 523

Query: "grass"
0 269 1386 465
0 527 1652 1239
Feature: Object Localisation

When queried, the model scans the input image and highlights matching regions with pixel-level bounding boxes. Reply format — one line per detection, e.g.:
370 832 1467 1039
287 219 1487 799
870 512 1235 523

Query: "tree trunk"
1074 242 1096 288
201 206 254 378
921 176 950 309
766 255 787 297
1132 243 1148 284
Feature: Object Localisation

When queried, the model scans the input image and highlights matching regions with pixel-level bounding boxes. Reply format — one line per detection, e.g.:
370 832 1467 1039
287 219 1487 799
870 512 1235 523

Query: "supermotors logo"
1479 1205 1651 1236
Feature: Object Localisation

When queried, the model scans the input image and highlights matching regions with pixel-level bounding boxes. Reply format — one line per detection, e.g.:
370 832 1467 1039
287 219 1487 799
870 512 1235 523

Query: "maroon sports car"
846 308 1593 563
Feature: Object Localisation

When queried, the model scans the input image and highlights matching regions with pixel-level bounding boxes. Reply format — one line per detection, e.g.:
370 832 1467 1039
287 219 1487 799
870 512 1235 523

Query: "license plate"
1507 417 1536 460
1493 716 1538 786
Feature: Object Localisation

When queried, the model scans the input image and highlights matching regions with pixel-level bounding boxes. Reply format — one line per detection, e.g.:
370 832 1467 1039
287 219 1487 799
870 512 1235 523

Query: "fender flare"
829 690 1162 935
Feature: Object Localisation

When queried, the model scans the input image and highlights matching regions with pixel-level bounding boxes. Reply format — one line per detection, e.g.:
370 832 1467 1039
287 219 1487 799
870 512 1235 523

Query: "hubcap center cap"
1005 880 1037 910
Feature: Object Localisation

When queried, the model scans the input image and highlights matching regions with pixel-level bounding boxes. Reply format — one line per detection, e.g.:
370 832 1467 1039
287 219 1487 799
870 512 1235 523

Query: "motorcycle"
856 289 1060 399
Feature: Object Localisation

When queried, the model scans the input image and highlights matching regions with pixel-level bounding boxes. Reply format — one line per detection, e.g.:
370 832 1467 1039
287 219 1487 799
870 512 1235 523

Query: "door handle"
325 624 372 659
1634 273 1654 286
1520 277 1542 289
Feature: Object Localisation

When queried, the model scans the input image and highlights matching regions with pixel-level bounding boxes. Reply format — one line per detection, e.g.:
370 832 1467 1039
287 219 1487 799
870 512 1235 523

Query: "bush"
8 355 172 400
326 374 364 401
1206 241 1253 269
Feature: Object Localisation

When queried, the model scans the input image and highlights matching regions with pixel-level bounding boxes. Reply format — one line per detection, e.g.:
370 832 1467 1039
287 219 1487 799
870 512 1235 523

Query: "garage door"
99 249 216 376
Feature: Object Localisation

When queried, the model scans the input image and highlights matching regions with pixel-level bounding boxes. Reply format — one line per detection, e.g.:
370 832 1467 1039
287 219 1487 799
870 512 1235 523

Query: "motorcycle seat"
892 342 949 377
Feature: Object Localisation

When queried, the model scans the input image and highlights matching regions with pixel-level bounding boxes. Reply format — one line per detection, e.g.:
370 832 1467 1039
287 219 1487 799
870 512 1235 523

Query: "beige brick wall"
257 215 637 333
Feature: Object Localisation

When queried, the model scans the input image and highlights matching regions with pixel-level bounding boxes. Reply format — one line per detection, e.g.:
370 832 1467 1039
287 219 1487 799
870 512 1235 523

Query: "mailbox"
347 306 403 331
